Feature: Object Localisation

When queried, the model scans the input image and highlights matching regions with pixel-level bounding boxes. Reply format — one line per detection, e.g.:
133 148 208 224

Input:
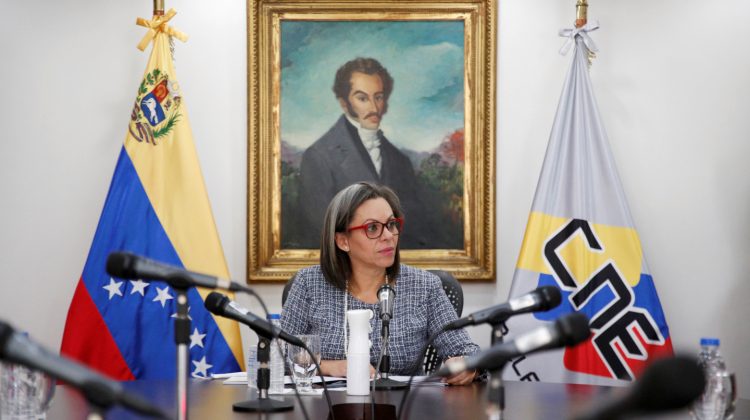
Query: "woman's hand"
441 356 477 386
319 360 376 378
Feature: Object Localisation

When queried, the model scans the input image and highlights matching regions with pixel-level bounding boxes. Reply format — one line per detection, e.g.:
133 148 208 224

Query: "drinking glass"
287 335 320 393
0 362 55 419
725 373 737 419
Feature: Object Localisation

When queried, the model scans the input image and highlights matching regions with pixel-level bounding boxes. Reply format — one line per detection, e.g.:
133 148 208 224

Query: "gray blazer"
281 264 480 374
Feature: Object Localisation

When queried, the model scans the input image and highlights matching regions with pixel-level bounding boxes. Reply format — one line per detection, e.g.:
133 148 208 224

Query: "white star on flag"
129 279 149 296
103 278 123 300
153 286 174 308
192 356 213 377
189 328 206 349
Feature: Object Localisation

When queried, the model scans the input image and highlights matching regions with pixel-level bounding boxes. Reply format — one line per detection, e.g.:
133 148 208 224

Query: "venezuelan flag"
502 28 672 386
60 11 242 380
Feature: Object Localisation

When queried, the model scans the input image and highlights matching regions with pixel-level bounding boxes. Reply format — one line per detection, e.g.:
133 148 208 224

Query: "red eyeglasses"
347 218 404 239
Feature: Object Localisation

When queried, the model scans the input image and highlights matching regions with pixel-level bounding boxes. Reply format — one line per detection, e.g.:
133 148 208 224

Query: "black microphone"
443 286 562 330
377 283 396 323
204 292 305 347
574 355 706 420
106 251 251 293
0 320 169 419
436 312 590 376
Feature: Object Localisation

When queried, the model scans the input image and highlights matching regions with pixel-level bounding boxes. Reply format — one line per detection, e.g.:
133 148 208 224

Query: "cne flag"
60 10 243 380
502 23 673 386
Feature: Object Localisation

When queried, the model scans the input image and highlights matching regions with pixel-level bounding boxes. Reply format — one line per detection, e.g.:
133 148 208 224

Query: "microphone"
0 320 168 419
377 283 396 323
443 286 562 330
106 251 251 293
203 292 305 347
436 312 590 376
574 355 706 420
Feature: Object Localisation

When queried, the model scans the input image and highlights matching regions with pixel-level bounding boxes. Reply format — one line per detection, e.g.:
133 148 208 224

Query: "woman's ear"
335 232 350 252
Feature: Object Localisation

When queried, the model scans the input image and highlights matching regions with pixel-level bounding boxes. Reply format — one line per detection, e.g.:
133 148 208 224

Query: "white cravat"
346 114 382 175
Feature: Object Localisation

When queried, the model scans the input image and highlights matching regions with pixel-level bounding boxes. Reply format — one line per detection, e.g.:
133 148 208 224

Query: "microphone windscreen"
378 283 395 299
204 292 228 315
538 286 562 311
106 252 135 279
556 312 591 347
634 355 706 412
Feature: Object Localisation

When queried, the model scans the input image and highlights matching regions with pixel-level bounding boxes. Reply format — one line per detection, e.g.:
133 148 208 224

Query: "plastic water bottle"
346 309 372 396
267 314 285 394
692 338 732 420
246 345 258 389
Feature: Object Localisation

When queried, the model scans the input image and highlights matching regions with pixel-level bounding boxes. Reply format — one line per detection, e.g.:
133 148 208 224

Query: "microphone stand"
174 287 191 420
86 408 105 420
486 321 509 420
373 320 407 390
232 337 294 412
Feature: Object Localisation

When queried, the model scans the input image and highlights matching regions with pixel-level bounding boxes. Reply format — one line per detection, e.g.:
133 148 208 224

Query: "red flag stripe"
60 279 135 380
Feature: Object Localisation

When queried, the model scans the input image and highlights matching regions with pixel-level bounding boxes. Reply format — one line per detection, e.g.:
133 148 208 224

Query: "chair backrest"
428 270 463 317
281 272 298 307
422 270 463 374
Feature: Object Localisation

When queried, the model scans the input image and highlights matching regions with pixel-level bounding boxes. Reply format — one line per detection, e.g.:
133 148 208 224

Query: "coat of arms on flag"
60 9 243 380
130 70 182 145
503 22 673 386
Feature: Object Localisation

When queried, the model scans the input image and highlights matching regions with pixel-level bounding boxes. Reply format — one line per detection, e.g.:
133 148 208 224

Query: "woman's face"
336 197 399 272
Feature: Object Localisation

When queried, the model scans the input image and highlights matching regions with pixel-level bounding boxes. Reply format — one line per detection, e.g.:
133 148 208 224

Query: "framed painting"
248 0 496 281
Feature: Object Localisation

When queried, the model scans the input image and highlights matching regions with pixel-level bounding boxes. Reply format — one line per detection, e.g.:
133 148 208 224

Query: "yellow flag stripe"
516 212 644 287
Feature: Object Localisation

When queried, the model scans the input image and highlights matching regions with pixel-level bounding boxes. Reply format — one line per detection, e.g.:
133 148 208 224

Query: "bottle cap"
267 313 281 320
700 337 720 346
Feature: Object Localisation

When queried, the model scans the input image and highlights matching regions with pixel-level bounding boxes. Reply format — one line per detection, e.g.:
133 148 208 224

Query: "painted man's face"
339 71 387 130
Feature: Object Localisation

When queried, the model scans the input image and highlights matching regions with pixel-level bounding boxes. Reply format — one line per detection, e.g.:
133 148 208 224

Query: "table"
46 379 750 419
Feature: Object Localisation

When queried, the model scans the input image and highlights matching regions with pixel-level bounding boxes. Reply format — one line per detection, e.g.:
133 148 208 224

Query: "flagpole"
486 321 509 419
575 0 588 28
153 0 164 16
574 0 596 64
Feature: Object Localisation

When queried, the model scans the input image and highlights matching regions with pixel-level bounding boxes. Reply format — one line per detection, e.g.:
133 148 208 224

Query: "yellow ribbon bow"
136 8 189 51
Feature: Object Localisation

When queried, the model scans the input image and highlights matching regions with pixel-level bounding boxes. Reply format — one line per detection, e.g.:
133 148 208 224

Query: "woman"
281 182 479 385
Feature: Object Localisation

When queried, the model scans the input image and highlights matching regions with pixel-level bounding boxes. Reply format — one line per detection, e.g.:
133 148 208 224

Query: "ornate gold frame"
247 0 496 282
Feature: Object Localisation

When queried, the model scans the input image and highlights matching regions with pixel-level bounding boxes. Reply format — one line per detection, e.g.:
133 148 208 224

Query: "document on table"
219 372 346 386
218 372 445 387
388 375 447 386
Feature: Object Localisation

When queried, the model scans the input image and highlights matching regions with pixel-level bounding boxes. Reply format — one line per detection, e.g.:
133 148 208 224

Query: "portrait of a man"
295 57 439 249
280 22 465 250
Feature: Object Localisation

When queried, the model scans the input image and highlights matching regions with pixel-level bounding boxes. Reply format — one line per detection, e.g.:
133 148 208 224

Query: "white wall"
1 0 748 398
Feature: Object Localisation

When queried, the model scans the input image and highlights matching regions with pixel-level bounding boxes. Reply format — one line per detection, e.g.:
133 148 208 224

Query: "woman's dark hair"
320 182 402 290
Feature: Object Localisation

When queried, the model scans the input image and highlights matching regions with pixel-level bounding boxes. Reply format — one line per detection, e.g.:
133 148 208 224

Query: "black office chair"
281 271 298 307
280 269 463 374
423 270 463 375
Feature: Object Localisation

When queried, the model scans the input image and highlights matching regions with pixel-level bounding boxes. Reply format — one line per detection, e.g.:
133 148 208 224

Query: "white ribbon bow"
559 20 600 55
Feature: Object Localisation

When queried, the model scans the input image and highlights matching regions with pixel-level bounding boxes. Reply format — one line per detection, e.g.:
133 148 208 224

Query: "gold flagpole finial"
575 0 588 28
153 0 165 16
